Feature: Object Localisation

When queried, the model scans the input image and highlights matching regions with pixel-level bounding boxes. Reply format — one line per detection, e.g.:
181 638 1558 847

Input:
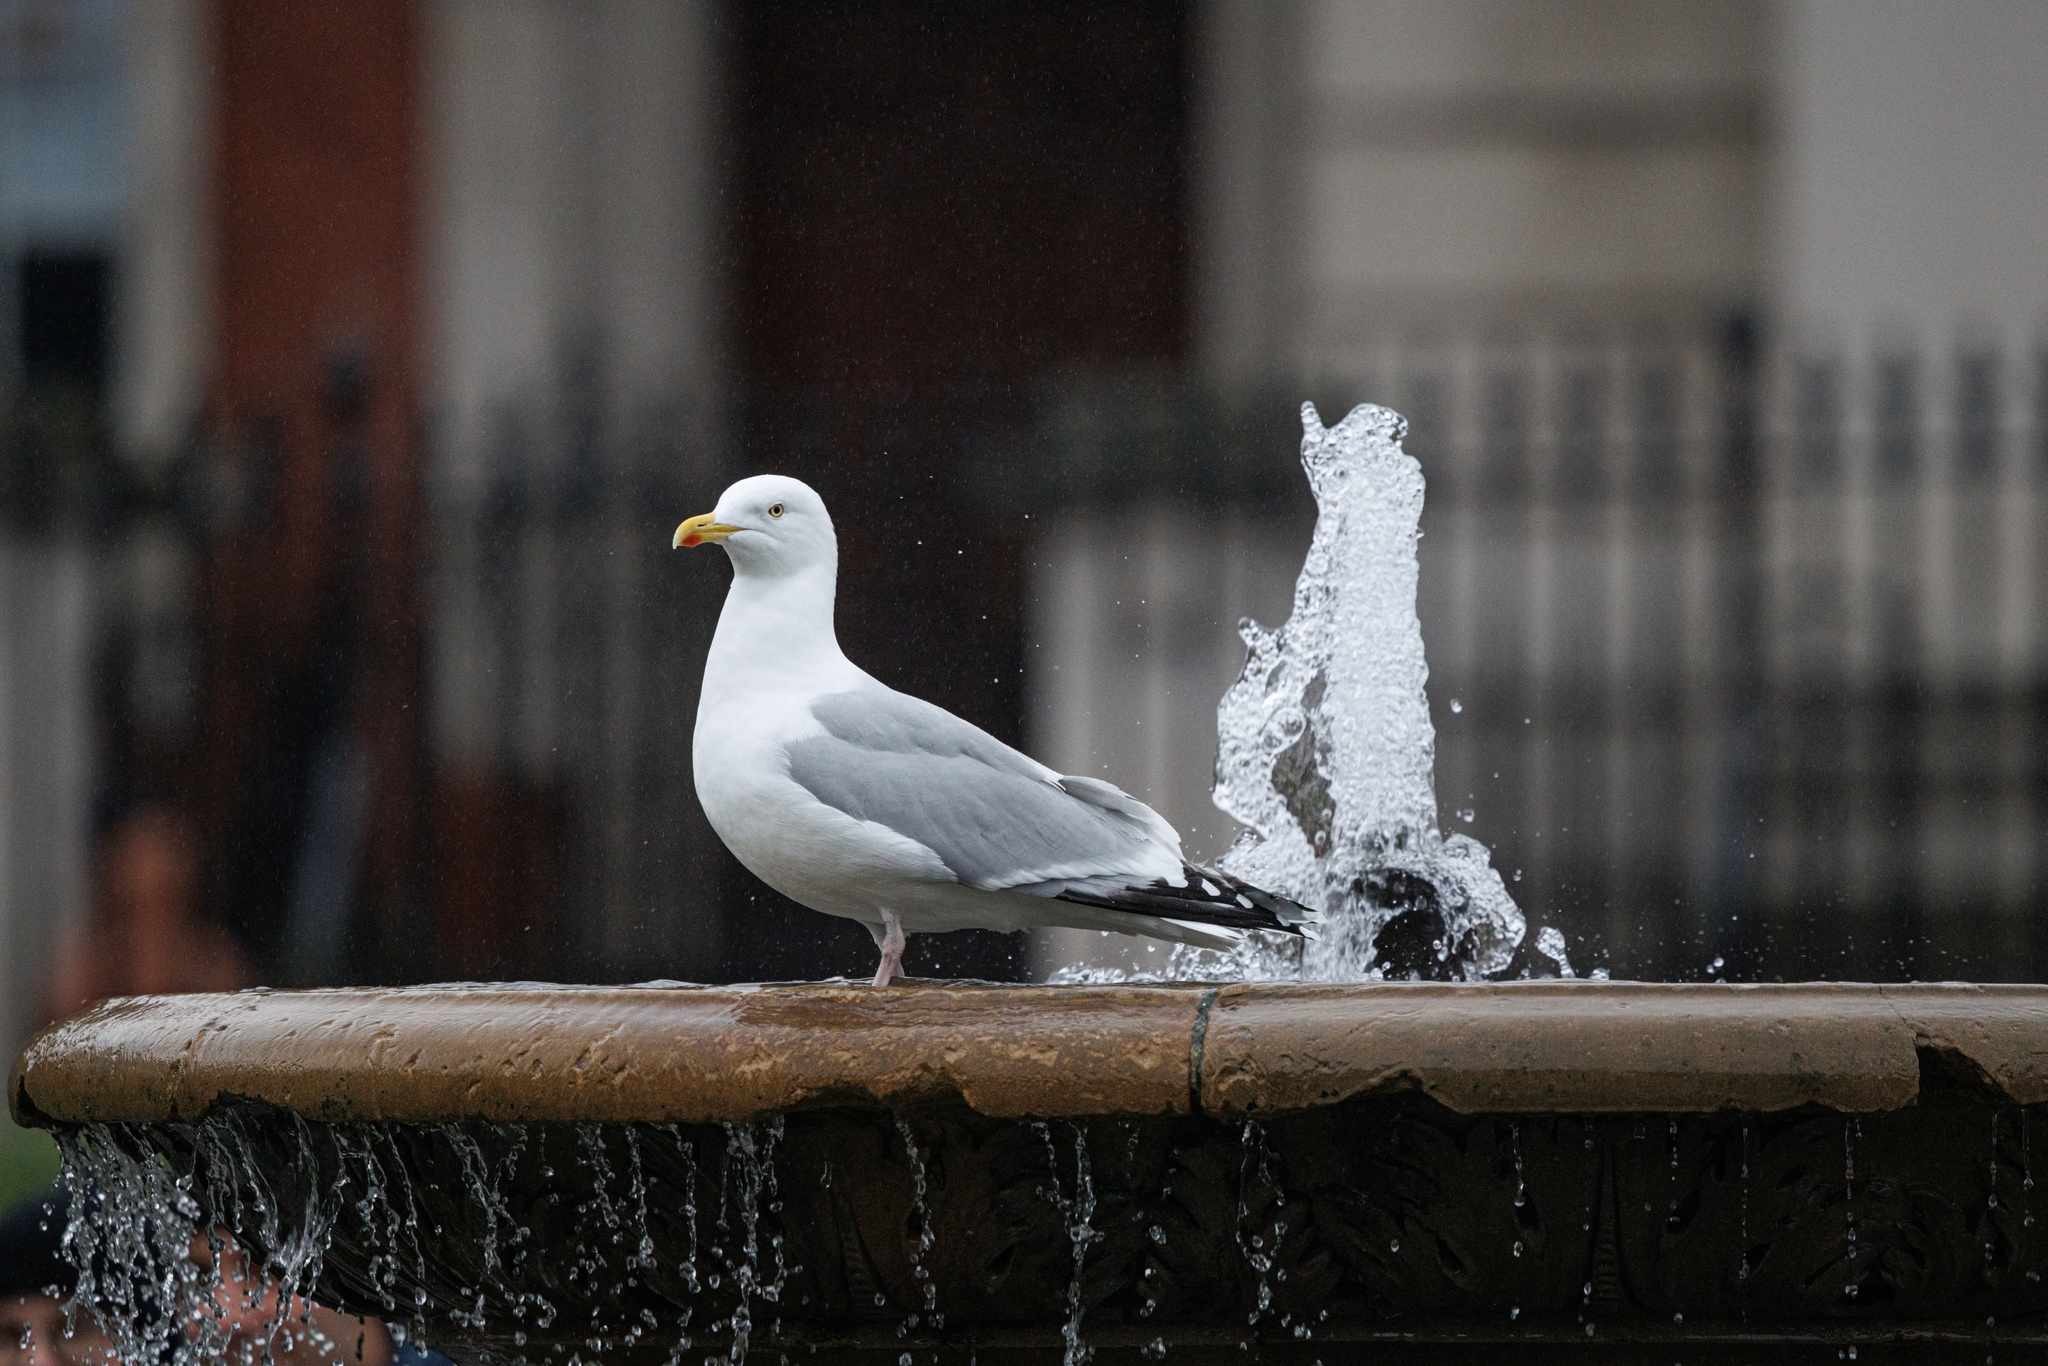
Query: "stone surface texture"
15 981 2048 1127
19 981 2048 1361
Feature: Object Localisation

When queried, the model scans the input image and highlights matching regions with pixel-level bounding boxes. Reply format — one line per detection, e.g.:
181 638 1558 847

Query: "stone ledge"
1202 980 2048 1113
13 980 2048 1126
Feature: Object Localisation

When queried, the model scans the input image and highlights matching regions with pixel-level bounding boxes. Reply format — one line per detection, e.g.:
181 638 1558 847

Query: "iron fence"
11 335 2048 996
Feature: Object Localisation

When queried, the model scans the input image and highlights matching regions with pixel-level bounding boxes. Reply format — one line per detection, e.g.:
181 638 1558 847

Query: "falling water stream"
50 1114 836 1366
894 1116 938 1332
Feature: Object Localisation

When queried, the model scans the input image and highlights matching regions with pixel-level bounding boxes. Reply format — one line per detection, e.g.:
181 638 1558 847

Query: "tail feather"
1054 862 1320 939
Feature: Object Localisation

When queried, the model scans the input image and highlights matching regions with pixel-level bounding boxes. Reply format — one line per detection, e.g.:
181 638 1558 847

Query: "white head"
673 475 836 580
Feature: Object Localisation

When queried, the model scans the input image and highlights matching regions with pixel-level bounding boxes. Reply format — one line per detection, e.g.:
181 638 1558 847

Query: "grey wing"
783 688 1182 891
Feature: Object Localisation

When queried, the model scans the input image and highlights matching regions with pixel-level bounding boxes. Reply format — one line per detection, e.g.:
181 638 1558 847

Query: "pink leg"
871 910 906 987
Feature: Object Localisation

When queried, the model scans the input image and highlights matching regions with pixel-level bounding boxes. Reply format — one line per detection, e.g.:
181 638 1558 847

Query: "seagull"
675 475 1319 986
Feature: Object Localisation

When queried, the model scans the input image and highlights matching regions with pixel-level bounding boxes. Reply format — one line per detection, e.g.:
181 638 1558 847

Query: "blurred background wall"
2 0 2047 1088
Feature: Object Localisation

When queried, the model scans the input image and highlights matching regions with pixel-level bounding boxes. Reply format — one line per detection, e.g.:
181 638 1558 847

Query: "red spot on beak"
680 533 701 547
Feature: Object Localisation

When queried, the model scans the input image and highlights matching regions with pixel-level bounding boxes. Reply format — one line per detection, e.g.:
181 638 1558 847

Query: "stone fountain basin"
13 980 2048 1362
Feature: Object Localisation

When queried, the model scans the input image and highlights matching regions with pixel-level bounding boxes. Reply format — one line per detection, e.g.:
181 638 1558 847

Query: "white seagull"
675 474 1319 986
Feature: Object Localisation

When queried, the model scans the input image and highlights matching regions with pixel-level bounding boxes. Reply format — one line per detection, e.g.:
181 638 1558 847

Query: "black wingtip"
1054 862 1322 937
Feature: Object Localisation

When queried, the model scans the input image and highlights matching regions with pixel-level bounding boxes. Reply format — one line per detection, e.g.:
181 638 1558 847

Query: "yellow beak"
673 513 742 548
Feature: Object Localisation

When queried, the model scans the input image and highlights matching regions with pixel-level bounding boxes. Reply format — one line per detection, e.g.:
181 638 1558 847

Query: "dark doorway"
720 0 1191 981
6 251 112 529
19 251 110 389
730 2 1190 385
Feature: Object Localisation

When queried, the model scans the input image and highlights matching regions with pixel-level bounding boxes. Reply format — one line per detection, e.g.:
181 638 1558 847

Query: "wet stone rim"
19 982 2048 1357
13 981 2048 1128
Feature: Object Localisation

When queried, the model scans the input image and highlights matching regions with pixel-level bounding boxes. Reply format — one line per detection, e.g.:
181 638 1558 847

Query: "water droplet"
1389 1239 1400 1253
1448 698 1462 713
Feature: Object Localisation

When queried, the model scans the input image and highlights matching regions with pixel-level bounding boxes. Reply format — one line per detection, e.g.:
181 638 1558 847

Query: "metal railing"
12 336 2048 994
1191 338 2046 979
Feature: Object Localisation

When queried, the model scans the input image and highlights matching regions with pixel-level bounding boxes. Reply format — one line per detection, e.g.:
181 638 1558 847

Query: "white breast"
694 686 953 925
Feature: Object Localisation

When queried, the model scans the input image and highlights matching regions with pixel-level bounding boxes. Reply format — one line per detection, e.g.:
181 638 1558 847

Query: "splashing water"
1846 1117 1862 1301
57 1118 341 1366
58 1125 217 1366
719 1118 785 1363
49 1107 829 1366
1034 1121 1099 1366
1739 1121 1751 1297
1234 1120 1282 1328
1101 402 1527 984
664 1123 703 1297
895 1115 940 1330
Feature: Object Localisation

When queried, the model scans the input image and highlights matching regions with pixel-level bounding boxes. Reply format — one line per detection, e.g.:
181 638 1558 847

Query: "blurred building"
1033 0 2048 980
1032 0 1772 971
1 1 2046 1064
1 0 125 1075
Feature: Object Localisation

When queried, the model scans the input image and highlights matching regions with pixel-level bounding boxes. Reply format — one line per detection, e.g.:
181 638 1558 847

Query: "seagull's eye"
768 503 785 519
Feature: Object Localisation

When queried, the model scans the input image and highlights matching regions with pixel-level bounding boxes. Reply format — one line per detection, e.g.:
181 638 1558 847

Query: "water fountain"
15 406 2048 1362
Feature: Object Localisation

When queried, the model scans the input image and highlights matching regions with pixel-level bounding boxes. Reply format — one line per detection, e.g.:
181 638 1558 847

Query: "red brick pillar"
195 0 425 978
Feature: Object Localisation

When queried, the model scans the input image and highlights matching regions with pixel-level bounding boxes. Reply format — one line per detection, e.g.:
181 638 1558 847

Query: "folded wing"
784 687 1319 938
785 688 1181 890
